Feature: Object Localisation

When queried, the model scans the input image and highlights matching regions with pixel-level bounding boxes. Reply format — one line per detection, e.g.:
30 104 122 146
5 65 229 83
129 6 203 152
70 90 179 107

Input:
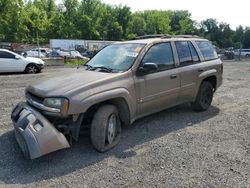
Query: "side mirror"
15 55 21 60
137 62 158 76
23 52 27 58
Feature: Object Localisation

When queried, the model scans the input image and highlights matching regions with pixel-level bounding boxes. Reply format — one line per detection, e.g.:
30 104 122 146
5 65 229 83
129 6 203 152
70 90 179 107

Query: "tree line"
0 0 250 49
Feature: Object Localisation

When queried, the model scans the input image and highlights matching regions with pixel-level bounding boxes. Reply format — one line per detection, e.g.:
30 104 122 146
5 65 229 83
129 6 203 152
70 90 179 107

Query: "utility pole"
36 30 40 58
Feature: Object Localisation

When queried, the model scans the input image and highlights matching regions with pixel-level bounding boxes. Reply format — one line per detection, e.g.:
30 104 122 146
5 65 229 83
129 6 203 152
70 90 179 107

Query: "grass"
64 59 87 67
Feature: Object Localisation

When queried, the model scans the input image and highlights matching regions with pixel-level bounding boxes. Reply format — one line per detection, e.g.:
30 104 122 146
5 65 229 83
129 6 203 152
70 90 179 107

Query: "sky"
100 0 250 29
55 0 249 29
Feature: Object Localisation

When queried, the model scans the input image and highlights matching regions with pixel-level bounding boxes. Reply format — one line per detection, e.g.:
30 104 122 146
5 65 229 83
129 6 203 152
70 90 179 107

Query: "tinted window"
175 41 192 65
0 51 15 59
188 42 200 62
142 43 174 71
196 41 218 61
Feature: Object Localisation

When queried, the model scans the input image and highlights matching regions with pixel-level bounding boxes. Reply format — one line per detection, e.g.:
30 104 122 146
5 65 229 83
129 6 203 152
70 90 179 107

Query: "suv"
11 35 223 159
0 49 44 73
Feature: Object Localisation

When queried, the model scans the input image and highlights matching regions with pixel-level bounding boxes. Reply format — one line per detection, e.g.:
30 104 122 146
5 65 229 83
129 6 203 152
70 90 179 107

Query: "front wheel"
191 81 214 112
90 105 121 152
25 64 38 74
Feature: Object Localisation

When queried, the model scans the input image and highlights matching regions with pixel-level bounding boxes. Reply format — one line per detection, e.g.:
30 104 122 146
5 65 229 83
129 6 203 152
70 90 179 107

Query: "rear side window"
142 42 174 71
196 41 218 61
0 51 15 59
175 41 193 65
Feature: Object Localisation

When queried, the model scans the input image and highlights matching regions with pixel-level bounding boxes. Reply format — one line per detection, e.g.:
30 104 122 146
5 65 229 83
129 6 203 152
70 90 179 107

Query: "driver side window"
0 51 15 59
142 42 174 71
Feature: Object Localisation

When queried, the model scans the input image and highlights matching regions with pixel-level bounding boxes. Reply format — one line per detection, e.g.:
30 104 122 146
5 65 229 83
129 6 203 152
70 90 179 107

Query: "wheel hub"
107 114 116 144
28 66 37 73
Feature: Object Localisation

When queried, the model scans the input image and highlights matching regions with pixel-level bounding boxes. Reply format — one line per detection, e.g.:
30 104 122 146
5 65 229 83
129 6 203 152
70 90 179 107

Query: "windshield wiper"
92 66 114 73
84 64 114 73
84 64 93 70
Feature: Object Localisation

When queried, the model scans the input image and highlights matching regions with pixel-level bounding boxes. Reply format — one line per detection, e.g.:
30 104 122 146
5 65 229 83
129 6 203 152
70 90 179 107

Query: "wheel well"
203 76 217 91
25 63 38 69
84 98 130 126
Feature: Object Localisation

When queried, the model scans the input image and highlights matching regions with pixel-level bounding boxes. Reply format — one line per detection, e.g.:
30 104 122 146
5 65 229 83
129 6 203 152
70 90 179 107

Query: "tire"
25 64 38 74
246 54 250 58
191 81 214 112
91 105 121 152
15 130 30 159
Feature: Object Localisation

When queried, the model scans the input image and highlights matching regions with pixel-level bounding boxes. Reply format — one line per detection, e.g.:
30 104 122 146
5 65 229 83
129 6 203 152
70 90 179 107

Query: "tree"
234 25 244 48
127 16 146 38
170 10 194 34
243 29 250 48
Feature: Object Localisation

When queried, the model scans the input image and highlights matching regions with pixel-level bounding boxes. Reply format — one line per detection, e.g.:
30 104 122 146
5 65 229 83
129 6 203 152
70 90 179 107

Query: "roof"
115 35 208 45
0 48 11 52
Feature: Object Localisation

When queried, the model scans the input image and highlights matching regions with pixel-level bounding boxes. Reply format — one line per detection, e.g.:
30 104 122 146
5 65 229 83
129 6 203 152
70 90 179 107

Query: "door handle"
170 75 177 79
198 69 204 72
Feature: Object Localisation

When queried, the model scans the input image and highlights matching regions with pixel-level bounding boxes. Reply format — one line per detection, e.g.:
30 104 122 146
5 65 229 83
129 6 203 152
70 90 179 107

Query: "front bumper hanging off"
11 102 70 159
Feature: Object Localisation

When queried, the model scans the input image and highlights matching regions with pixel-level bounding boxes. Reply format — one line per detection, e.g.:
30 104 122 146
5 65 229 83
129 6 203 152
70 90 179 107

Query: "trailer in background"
49 39 115 51
50 39 85 50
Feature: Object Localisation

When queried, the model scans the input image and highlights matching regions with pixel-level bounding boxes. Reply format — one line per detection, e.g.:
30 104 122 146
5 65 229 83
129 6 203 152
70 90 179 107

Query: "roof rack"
163 35 201 39
133 34 201 40
133 34 166 40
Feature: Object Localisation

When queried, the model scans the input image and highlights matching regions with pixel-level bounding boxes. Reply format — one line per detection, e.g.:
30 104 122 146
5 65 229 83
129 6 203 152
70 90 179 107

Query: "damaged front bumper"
11 102 70 159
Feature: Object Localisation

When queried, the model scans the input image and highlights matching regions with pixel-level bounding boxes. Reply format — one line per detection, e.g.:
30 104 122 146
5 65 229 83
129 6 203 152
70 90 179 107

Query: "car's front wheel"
191 81 214 112
25 64 38 74
90 105 121 152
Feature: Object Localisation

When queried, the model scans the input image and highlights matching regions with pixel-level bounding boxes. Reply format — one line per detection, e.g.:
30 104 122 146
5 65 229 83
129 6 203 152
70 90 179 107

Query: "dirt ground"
0 61 249 188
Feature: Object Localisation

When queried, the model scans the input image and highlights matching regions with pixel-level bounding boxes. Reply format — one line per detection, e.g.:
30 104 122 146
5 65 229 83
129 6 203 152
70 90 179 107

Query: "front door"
134 42 180 117
0 51 21 72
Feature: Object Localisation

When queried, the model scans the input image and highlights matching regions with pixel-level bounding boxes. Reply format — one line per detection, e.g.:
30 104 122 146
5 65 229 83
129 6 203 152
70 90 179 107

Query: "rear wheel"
191 81 214 112
25 64 38 74
90 105 121 152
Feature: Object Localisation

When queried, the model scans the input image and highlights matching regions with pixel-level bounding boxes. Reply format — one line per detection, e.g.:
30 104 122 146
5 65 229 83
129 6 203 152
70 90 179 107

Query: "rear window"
196 41 218 61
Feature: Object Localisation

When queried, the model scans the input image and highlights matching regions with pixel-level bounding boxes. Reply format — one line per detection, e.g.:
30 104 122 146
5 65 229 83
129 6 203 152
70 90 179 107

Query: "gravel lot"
0 62 249 188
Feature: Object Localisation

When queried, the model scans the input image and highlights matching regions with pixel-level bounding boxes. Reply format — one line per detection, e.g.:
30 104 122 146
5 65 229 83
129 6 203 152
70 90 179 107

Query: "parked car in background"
81 50 98 59
233 49 250 57
23 48 52 58
48 49 89 61
0 49 44 73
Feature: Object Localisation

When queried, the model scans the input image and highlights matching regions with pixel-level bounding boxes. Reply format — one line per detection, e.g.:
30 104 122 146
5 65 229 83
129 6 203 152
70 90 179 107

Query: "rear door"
174 41 201 103
134 42 180 117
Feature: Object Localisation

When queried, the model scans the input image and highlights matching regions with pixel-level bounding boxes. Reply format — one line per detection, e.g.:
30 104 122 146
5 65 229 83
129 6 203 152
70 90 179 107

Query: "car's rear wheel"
25 64 38 74
90 105 121 152
191 81 214 112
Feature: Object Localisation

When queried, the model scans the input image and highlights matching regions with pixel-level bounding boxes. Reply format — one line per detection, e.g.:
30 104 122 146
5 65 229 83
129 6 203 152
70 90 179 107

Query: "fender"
198 69 217 79
68 88 136 122
192 69 218 100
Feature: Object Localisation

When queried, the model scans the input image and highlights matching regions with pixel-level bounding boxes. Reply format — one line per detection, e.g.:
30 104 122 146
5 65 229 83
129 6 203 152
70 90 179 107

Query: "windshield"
86 43 145 71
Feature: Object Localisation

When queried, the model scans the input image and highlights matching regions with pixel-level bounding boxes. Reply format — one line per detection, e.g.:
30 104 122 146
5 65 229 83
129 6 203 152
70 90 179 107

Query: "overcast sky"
100 0 249 29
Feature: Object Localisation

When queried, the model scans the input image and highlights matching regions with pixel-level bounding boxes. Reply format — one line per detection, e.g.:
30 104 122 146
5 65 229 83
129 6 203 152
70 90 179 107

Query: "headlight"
43 98 69 114
39 60 44 64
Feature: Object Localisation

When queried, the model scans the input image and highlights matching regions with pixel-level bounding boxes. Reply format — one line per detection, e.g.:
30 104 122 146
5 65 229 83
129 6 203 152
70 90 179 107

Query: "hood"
25 57 44 64
26 68 122 97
